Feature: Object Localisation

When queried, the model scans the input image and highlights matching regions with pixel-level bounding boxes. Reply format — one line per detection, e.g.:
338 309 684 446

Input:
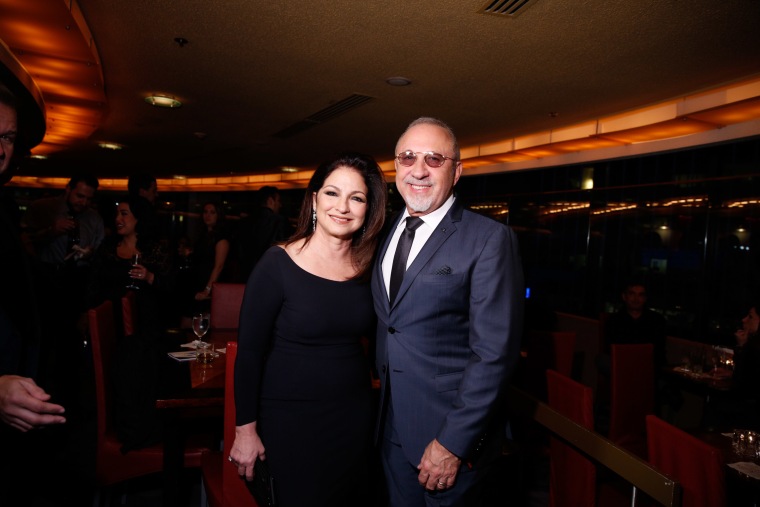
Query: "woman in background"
190 201 230 313
229 152 387 506
87 195 173 330
86 195 174 451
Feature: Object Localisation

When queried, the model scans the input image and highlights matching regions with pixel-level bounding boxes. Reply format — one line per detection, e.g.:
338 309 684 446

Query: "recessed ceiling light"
30 154 47 159
145 95 182 108
386 76 412 86
281 167 298 173
98 142 123 150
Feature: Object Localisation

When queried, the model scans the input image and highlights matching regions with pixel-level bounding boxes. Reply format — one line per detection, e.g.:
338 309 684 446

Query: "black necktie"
389 216 423 305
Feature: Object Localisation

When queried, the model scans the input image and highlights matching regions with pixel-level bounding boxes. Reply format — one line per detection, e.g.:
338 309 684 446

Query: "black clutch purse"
246 457 277 507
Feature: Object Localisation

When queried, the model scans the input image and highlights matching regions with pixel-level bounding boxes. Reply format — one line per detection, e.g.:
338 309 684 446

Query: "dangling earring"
312 209 317 231
361 225 366 237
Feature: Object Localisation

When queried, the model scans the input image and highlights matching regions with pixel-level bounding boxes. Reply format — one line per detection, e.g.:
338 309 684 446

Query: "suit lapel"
390 202 463 310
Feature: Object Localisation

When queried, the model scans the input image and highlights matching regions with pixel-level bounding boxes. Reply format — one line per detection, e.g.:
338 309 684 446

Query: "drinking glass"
192 312 210 344
125 253 141 290
195 341 216 365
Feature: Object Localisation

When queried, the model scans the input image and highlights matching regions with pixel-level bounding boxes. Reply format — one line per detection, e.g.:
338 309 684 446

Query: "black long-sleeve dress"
235 247 374 507
86 239 175 451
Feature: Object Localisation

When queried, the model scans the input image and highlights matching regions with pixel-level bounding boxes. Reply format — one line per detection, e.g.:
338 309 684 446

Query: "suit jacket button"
381 365 387 373
388 327 396 334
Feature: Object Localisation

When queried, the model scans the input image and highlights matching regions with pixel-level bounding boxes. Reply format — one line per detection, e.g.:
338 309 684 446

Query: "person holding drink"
86 195 173 324
86 194 175 451
228 152 387 506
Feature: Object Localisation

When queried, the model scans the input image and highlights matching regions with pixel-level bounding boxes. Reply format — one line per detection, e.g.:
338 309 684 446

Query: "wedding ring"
228 456 234 463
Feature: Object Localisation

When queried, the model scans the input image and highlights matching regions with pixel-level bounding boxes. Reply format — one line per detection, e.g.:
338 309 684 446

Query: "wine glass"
125 253 141 290
192 312 210 346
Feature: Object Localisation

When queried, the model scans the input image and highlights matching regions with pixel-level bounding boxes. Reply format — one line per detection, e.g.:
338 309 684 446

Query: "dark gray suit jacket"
372 199 524 465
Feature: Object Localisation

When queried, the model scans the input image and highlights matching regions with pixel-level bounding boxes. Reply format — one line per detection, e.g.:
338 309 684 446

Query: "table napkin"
728 462 760 480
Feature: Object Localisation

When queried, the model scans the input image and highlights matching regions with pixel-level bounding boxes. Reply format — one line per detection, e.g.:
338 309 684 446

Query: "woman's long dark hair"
120 194 158 253
288 152 387 279
196 200 227 247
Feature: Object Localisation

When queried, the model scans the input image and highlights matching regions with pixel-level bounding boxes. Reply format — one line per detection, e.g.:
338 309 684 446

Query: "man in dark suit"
0 81 67 505
372 117 524 506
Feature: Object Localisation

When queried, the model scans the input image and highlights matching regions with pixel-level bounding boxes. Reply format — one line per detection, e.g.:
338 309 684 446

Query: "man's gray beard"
405 193 433 213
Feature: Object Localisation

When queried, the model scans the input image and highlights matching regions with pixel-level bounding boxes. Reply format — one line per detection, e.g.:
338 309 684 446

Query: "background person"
603 279 667 367
229 152 387 507
185 201 231 317
372 117 524 506
702 302 760 431
127 172 162 244
86 195 174 451
235 185 291 283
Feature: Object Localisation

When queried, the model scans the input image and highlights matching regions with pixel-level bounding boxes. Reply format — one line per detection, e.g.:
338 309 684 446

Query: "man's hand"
52 216 76 236
0 375 66 432
417 438 461 491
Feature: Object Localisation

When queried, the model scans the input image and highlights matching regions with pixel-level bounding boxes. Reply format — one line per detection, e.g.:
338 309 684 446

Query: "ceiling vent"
273 93 375 138
478 0 540 18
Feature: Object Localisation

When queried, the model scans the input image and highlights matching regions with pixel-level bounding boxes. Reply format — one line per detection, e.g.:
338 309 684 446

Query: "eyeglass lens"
397 151 449 168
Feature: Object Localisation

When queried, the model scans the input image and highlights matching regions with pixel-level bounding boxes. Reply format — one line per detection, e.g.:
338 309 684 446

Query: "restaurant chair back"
210 283 246 329
89 299 207 498
646 415 726 507
201 341 258 506
517 330 577 400
121 289 138 337
546 369 596 507
609 343 655 457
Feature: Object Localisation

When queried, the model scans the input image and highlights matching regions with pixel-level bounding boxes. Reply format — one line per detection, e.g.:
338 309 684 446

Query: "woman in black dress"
187 201 231 315
86 195 174 450
229 152 387 506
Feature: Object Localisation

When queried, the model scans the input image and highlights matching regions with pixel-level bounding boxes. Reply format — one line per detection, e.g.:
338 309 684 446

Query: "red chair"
546 369 596 507
210 283 246 329
89 300 209 500
201 341 258 506
121 290 138 337
646 415 726 507
609 344 655 457
519 330 577 400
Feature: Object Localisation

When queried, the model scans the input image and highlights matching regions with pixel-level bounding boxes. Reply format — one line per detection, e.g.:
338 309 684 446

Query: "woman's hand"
129 264 155 285
229 422 266 481
194 287 211 301
735 329 749 347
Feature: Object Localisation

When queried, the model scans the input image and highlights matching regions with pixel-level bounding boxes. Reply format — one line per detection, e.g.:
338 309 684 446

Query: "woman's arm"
195 238 230 300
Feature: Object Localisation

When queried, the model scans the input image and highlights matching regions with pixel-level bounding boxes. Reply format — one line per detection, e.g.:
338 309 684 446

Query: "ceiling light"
281 167 298 173
385 77 412 86
98 142 123 150
30 154 48 160
145 95 182 108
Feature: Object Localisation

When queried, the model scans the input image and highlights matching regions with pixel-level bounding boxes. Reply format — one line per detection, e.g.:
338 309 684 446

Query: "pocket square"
435 265 452 275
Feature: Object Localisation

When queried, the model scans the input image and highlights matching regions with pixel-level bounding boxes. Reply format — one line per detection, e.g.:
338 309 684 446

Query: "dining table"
692 429 760 505
156 328 237 507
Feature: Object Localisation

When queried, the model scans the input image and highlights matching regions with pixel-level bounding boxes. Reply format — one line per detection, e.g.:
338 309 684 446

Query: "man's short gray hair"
398 117 460 163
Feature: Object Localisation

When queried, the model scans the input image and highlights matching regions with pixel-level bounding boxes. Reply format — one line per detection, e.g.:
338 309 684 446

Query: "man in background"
236 185 291 282
22 172 104 267
128 171 163 243
128 171 158 204
604 279 667 367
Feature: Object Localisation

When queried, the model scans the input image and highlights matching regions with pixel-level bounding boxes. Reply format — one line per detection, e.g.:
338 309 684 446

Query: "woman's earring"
312 209 317 231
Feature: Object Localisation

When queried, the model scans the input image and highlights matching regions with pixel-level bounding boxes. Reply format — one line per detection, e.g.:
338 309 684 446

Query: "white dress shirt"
382 194 456 300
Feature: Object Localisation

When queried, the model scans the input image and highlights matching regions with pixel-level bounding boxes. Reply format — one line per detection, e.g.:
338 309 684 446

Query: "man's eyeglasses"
0 132 16 147
395 150 456 168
